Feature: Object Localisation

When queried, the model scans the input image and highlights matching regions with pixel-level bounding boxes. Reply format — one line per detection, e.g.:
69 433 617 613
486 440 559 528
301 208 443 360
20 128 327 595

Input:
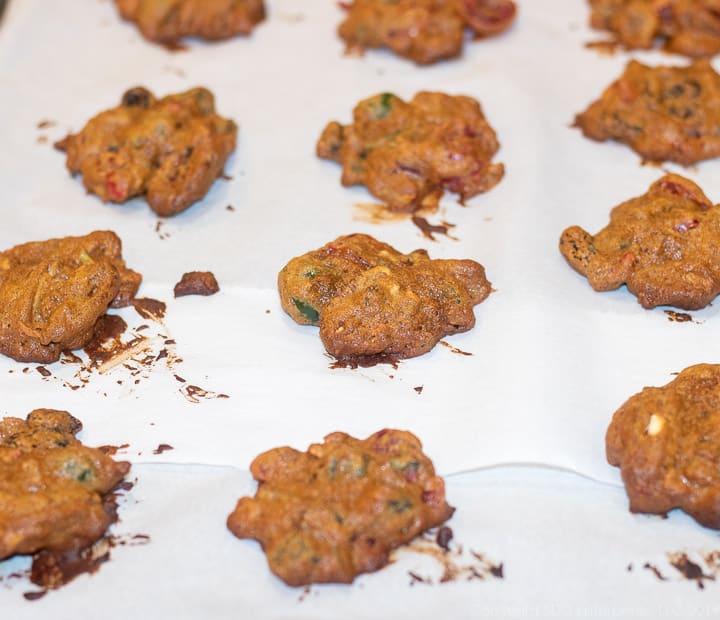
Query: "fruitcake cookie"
115 0 265 46
560 174 720 310
338 0 516 65
574 60 720 166
56 87 237 217
278 234 491 363
588 0 720 57
607 363 720 529
227 429 454 585
318 91 504 213
0 409 130 563
0 231 141 363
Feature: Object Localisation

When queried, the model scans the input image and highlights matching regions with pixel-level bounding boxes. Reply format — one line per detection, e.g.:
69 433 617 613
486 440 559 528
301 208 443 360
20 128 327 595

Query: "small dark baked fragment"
0 231 141 363
227 429 454 585
574 60 720 166
560 174 720 310
278 234 491 362
317 92 504 213
173 271 220 297
338 0 516 65
0 409 130 562
607 364 720 529
56 87 237 217
115 0 265 46
588 0 720 57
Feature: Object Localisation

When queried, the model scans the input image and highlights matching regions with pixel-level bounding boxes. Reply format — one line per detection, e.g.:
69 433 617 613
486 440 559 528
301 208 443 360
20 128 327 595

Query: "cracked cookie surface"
227 429 454 585
278 234 491 362
0 231 141 363
115 0 265 45
318 91 504 213
588 0 720 57
57 87 237 216
560 174 720 310
574 60 720 166
0 409 130 562
338 0 516 65
607 364 720 529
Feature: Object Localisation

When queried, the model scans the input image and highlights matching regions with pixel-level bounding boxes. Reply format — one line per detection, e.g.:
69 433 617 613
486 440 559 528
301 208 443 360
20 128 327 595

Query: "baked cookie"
574 59 720 166
115 0 265 46
56 87 237 217
0 409 130 563
607 364 720 529
278 234 491 362
559 174 720 310
0 231 141 363
338 0 516 65
317 91 504 213
227 429 454 585
588 0 720 57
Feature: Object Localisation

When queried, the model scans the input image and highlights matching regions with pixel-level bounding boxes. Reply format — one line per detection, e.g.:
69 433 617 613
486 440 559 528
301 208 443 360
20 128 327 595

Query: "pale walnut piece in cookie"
115 0 265 45
56 87 237 217
0 409 130 563
0 231 141 363
278 234 491 362
607 364 720 529
317 92 504 213
574 60 720 166
227 429 454 586
338 0 516 65
588 0 720 57
559 174 720 310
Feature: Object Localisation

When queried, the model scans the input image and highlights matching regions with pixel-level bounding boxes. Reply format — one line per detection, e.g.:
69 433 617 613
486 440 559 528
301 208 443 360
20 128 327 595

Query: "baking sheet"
1 1 720 483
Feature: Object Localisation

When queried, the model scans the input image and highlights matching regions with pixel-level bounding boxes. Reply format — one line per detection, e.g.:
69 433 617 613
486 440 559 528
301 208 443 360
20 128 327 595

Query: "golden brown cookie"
588 0 720 57
278 234 491 362
607 364 720 529
0 231 141 363
0 409 130 561
338 0 516 65
574 60 720 166
115 0 265 46
56 87 237 217
227 429 454 585
317 92 504 213
559 174 720 310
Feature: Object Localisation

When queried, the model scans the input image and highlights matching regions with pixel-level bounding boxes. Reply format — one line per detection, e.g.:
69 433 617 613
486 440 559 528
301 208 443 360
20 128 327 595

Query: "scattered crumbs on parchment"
154 220 171 240
411 216 458 241
640 551 720 590
152 443 174 455
664 310 699 324
179 384 230 404
414 385 424 395
226 204 236 212
439 341 473 356
401 528 503 586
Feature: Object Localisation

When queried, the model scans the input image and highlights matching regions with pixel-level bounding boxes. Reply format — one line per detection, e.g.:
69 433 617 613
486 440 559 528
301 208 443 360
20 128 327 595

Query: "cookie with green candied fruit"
227 429 454 585
278 234 491 363
317 91 504 213
56 86 237 217
0 409 130 570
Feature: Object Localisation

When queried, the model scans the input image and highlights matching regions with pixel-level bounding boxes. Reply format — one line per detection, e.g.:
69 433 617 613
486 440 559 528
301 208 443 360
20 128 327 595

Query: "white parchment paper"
0 0 719 488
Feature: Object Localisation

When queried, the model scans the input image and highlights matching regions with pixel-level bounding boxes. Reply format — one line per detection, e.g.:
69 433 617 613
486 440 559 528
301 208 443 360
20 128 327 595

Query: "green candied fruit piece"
292 298 320 323
387 498 413 514
368 93 395 120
